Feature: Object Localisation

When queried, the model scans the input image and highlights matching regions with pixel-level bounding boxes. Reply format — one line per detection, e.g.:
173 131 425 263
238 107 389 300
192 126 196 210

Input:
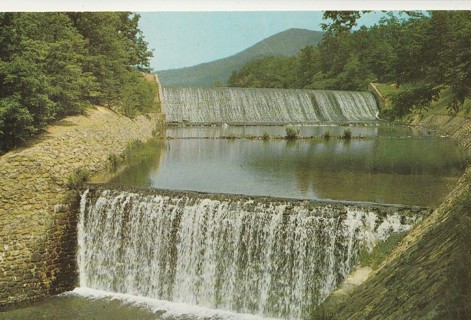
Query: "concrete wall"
0 107 165 307
368 83 385 111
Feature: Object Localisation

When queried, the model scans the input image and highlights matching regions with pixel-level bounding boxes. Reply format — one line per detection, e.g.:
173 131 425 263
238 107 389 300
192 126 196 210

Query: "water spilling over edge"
77 187 427 319
162 87 379 125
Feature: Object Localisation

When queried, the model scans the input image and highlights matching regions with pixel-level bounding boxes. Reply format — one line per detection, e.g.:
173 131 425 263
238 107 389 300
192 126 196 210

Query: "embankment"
0 107 165 307
323 115 471 318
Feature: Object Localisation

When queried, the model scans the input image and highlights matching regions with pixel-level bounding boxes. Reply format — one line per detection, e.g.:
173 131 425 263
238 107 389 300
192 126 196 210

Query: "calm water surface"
108 126 464 207
166 124 433 139
0 289 276 320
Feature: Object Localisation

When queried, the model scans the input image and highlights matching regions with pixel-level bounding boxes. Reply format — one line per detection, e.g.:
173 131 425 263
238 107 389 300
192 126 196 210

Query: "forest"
0 12 156 154
228 11 471 119
2 11 471 154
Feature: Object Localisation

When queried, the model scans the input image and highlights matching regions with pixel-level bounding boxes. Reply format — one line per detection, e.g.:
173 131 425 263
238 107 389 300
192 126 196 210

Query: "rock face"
326 114 471 319
0 107 164 307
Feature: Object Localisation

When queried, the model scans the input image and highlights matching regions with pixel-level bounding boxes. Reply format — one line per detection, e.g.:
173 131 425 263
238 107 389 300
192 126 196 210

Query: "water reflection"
106 128 464 206
166 125 432 139
93 139 165 187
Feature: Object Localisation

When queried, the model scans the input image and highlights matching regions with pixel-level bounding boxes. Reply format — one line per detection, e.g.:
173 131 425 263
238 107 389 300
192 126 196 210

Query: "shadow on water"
92 139 165 187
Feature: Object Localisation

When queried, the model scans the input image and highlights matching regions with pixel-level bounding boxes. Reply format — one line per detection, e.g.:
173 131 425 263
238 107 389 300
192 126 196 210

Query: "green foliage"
0 12 154 154
285 127 300 140
321 11 366 34
0 97 36 152
108 153 123 171
323 131 331 140
228 27 375 91
262 131 270 140
341 128 352 140
120 70 158 117
124 139 145 155
228 56 298 88
230 11 471 118
67 12 152 106
104 139 146 173
66 167 91 189
389 86 441 118
359 232 408 269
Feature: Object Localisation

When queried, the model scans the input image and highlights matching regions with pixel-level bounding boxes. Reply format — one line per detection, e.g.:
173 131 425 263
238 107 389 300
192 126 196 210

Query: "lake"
107 125 464 207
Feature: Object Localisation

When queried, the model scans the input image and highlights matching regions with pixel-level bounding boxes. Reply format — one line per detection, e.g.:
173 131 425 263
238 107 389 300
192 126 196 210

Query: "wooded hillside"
0 12 156 154
229 11 471 120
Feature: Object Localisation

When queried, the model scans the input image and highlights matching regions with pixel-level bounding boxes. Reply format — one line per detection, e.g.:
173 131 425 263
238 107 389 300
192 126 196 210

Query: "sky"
138 11 387 71
3 2 470 71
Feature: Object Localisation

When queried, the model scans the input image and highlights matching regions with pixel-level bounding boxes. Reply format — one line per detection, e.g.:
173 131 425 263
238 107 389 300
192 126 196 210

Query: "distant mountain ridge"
157 28 323 87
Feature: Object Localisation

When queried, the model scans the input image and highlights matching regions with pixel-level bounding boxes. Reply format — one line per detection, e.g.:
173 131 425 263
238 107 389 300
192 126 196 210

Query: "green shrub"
323 131 331 140
342 128 352 140
389 85 441 118
66 167 91 189
285 127 300 140
120 70 159 117
0 98 37 153
262 131 270 141
359 232 407 269
108 154 122 170
223 134 237 140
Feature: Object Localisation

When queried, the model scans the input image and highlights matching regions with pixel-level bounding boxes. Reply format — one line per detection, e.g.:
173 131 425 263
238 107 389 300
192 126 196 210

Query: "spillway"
162 87 379 125
78 187 426 319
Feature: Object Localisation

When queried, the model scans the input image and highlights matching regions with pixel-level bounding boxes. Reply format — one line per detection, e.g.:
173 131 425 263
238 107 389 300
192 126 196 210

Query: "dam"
162 87 379 125
77 187 427 319
1 87 464 320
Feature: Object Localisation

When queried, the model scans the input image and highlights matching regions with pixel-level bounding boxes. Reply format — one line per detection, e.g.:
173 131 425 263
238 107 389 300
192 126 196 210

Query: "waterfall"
162 87 379 124
78 188 424 319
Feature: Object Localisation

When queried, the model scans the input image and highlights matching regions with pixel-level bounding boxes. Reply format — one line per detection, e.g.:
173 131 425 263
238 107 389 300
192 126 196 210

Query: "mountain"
157 28 324 87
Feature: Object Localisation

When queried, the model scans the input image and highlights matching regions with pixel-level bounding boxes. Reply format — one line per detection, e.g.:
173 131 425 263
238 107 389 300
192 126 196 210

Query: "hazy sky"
138 11 386 71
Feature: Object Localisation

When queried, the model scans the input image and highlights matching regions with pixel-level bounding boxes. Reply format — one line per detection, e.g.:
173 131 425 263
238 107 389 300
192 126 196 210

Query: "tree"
297 46 319 87
67 12 153 105
0 12 155 154
0 13 96 151
321 11 366 35
227 56 298 89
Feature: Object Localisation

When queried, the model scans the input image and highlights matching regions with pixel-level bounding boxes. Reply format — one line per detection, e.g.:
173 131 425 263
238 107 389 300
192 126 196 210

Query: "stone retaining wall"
0 107 165 308
410 114 471 151
325 114 471 319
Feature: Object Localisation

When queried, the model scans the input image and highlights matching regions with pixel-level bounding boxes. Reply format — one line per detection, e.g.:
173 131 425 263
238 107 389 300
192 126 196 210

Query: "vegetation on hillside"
375 83 471 119
158 28 324 87
0 12 157 154
229 11 471 120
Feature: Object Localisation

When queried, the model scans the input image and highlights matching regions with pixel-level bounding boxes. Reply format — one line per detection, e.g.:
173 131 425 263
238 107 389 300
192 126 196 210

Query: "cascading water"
78 187 425 320
162 87 379 124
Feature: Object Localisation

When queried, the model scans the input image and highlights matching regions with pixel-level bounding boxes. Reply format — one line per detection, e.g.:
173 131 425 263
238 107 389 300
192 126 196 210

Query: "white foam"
162 87 378 124
70 287 281 320
78 189 422 319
